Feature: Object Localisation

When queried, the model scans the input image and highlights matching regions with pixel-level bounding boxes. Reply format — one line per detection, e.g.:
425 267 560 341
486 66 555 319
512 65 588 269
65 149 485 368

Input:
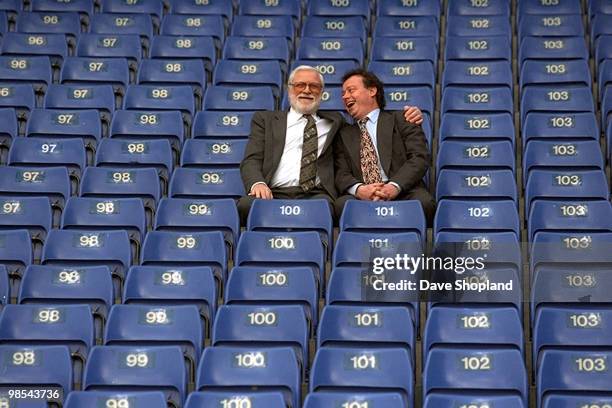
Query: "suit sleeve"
239 111 267 192
388 111 431 191
334 126 362 194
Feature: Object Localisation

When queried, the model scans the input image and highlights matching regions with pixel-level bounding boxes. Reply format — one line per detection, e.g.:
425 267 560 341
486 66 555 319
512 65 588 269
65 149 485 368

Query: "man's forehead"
294 69 321 83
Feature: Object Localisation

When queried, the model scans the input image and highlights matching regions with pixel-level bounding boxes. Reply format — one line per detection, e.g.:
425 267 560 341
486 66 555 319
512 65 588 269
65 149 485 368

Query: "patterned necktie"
299 114 318 192
358 117 383 184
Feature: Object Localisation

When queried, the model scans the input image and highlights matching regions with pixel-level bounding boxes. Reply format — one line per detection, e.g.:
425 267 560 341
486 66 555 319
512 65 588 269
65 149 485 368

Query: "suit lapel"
376 111 393 175
344 123 363 177
270 111 288 174
318 111 339 153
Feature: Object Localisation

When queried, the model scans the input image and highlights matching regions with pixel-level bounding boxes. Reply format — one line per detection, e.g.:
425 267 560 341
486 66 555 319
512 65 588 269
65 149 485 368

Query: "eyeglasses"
289 82 323 93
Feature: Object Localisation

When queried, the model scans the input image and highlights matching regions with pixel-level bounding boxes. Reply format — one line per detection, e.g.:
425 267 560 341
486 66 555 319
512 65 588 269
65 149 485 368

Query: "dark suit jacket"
334 110 430 194
240 110 345 198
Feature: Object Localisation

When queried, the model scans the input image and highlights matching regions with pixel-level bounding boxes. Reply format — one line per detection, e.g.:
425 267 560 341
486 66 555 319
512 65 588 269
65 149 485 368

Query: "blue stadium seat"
377 0 441 20
339 200 426 244
41 229 131 279
325 267 419 327
600 59 612 98
213 60 283 98
424 394 525 408
424 306 523 358
334 231 422 270
374 16 439 41
603 86 612 130
84 345 186 407
0 84 35 120
238 0 301 28
0 304 94 364
26 108 102 154
123 265 217 329
222 36 291 73
368 60 435 90
0 166 71 211
528 200 612 241
104 304 202 380
0 196 51 244
434 199 520 237
543 395 612 408
292 60 358 86
0 56 52 94
1 33 68 67
137 59 206 102
231 15 294 42
80 167 161 220
448 0 510 16
170 0 233 24
520 60 591 89
96 139 174 190
65 391 167 408
519 36 588 66
101 0 163 26
297 36 364 66
595 36 612 67
61 197 146 248
591 14 612 46
370 37 437 69
0 345 71 405
8 138 86 183
186 392 286 408
446 15 511 38
181 139 247 168
0 107 16 154
212 304 309 372
589 0 612 18
44 84 116 125
517 0 580 18
76 33 142 70
192 111 254 139
439 112 515 145
235 231 325 289
310 346 413 408
205 85 276 111
424 347 527 405
0 229 32 278
140 230 227 283
150 35 216 76
436 169 518 201
533 306 612 369
169 167 245 200
524 170 609 214
530 232 612 274
445 35 511 61
160 15 225 48
31 0 93 17
519 14 584 38
16 11 81 42
523 140 604 184
307 0 370 22
196 345 301 408
537 349 612 406
441 87 513 114
123 85 196 119
384 86 434 114
19 265 113 323
302 16 366 44
109 109 184 158
318 305 415 356
0 0 18 14
443 60 512 89
522 112 598 149
225 265 319 328
90 13 153 45
247 199 333 256
305 392 406 408
154 197 239 255
436 140 515 173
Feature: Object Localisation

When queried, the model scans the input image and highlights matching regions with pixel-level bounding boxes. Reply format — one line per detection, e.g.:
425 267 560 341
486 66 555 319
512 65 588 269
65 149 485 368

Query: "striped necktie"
299 114 318 191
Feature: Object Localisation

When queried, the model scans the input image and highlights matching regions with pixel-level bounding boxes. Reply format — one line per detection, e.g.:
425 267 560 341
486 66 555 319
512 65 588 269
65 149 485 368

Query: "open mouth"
345 100 356 108
298 95 314 101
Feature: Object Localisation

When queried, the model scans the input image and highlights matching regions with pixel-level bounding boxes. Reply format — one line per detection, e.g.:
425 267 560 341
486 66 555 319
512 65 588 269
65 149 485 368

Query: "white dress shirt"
348 109 401 195
265 108 333 189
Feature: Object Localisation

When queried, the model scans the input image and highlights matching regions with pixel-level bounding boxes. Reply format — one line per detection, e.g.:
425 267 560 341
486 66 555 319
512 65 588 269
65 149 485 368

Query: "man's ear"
368 86 377 97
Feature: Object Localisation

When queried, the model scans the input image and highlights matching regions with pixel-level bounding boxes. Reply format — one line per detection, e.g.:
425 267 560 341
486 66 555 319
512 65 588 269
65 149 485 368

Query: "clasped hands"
356 183 400 201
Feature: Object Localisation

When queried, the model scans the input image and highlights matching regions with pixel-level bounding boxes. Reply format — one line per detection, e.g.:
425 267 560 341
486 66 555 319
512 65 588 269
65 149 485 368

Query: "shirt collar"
365 108 380 124
288 107 319 127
